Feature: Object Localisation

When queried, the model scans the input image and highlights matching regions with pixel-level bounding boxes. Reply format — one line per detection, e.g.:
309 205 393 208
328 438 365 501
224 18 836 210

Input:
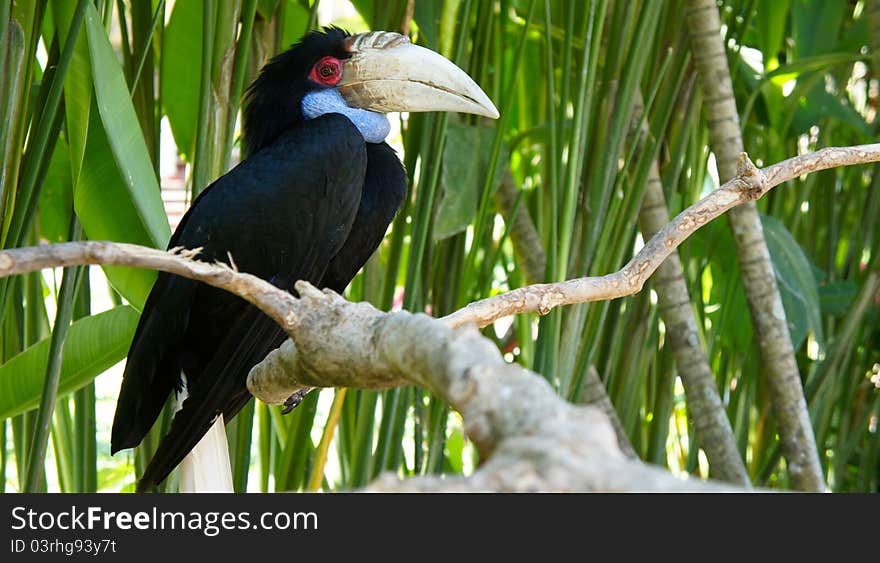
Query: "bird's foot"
281 388 312 414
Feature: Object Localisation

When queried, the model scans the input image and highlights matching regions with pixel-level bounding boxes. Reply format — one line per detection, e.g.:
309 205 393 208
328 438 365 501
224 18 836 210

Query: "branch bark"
252 284 748 491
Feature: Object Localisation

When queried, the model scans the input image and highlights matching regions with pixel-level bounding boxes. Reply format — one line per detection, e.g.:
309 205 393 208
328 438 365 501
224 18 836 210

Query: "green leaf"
83 3 169 248
790 84 872 139
765 52 863 82
256 0 280 19
444 426 464 473
413 0 443 49
756 0 790 63
280 1 314 49
50 0 91 183
437 0 463 58
75 102 158 310
689 218 754 352
38 136 73 243
161 0 202 162
0 305 139 420
761 214 824 352
435 121 508 240
818 281 858 317
77 4 170 309
791 0 846 59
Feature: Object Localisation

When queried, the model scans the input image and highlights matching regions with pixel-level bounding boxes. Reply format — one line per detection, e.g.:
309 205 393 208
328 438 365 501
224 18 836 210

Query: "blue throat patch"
302 89 391 143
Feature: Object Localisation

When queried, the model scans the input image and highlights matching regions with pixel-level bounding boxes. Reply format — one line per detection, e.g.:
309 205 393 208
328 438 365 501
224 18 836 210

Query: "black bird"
110 27 498 492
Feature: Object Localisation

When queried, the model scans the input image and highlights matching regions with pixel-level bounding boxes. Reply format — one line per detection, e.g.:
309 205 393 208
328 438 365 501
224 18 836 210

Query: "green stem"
222 0 258 166
308 388 346 491
461 0 535 302
191 0 216 196
23 220 83 492
129 0 165 94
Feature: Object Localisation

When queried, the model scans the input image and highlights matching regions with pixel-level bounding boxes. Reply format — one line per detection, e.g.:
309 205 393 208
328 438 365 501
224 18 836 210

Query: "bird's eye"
310 56 342 86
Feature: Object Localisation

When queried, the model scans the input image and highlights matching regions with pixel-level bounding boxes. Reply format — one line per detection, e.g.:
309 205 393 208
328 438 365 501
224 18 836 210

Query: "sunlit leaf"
0 306 138 420
757 0 790 65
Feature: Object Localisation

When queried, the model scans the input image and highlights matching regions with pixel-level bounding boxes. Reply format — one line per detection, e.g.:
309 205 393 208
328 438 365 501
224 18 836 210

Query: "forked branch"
441 145 880 328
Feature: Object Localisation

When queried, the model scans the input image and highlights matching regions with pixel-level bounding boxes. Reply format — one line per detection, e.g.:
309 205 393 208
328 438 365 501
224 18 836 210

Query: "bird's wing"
320 142 407 292
112 115 367 487
110 271 196 453
110 167 228 455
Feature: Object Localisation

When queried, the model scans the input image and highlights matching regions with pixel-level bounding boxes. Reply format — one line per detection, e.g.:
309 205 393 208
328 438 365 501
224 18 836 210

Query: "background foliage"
1 0 878 492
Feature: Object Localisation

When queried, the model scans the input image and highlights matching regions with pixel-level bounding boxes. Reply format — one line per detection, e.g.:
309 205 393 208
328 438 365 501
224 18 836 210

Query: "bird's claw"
281 388 312 414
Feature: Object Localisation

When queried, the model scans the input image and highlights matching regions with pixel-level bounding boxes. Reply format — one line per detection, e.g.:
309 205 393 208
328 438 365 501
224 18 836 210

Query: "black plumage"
111 28 406 491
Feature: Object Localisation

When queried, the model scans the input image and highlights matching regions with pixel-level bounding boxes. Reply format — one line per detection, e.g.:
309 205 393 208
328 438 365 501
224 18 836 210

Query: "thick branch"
251 284 748 491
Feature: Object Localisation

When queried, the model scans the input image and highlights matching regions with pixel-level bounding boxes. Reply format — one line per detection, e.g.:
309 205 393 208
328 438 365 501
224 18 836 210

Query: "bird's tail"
177 416 233 492
136 379 233 493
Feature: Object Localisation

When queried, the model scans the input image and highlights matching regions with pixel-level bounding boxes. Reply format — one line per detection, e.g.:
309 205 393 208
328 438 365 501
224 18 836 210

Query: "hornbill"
110 27 498 492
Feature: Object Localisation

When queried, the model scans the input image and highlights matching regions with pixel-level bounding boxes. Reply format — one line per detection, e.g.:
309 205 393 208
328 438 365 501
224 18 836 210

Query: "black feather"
113 115 368 490
112 27 409 491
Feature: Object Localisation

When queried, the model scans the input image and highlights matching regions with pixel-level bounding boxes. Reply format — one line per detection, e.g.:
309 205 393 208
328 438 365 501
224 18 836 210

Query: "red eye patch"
309 56 343 86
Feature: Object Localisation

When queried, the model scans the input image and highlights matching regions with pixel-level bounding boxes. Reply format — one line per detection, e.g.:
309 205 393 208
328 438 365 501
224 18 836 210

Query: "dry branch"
441 145 880 328
0 242 298 334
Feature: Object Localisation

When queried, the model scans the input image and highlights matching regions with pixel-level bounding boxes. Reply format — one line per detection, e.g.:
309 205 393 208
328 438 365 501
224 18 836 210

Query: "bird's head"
243 27 499 156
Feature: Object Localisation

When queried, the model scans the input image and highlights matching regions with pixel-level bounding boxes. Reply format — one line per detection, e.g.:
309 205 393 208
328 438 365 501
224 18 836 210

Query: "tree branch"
1 144 877 491
250 284 745 491
441 144 880 329
0 242 299 335
4 147 874 340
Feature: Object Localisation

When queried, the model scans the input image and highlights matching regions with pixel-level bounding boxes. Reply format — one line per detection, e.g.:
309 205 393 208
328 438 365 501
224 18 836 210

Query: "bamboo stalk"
685 0 825 491
23 221 82 491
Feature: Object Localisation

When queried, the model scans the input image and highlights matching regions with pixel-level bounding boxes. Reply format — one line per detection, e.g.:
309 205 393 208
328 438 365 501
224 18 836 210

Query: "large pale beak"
339 31 500 119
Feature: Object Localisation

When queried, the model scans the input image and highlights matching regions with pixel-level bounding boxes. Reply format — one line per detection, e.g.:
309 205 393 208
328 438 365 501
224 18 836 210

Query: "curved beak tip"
480 100 501 120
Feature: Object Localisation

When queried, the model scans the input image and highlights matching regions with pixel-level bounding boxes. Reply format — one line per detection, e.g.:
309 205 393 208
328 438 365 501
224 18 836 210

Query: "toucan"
110 27 498 491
